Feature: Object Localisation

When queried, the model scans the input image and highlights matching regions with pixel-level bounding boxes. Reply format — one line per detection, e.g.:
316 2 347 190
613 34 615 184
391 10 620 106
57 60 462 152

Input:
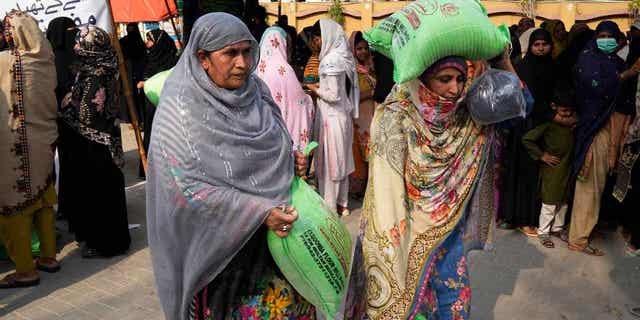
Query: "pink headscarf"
256 27 314 152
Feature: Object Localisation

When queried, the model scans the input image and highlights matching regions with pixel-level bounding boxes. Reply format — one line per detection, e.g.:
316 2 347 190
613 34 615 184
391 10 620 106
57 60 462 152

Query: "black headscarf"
46 17 78 107
144 29 178 79
0 21 6 51
119 23 146 61
556 27 594 76
516 28 556 124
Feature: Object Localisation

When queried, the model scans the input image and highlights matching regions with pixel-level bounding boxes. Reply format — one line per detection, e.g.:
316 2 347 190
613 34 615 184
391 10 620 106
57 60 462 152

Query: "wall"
262 1 632 35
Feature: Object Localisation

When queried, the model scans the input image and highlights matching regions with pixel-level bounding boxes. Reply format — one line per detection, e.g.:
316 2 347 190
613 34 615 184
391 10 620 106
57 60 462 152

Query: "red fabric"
110 0 177 23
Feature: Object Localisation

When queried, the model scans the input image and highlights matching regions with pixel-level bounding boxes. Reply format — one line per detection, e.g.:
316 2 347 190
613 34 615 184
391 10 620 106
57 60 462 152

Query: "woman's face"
531 39 552 56
355 40 369 64
145 34 154 49
554 22 567 40
597 31 615 39
312 35 322 53
197 40 253 90
426 67 465 100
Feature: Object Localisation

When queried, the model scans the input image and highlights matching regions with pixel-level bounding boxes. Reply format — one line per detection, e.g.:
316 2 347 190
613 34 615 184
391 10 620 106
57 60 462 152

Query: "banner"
0 0 113 33
109 0 177 23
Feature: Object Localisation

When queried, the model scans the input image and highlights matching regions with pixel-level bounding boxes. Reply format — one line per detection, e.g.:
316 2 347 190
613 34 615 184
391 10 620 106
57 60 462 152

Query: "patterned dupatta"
256 27 314 152
0 10 57 216
356 72 493 319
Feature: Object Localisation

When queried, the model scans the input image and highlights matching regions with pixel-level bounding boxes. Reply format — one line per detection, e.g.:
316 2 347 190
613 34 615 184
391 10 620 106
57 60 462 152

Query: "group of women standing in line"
0 9 179 288
499 20 639 256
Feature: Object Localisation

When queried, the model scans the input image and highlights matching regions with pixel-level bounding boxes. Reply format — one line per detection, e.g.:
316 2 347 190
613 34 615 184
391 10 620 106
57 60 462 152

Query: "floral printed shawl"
0 10 57 216
60 26 123 167
356 74 493 319
257 27 314 152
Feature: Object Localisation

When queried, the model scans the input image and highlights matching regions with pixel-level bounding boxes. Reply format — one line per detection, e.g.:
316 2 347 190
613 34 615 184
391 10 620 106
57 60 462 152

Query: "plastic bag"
143 68 173 106
466 69 527 125
267 143 352 319
364 0 510 84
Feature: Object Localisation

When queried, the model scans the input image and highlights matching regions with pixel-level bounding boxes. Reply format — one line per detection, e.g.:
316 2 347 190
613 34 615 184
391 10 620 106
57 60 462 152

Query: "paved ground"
1 125 639 320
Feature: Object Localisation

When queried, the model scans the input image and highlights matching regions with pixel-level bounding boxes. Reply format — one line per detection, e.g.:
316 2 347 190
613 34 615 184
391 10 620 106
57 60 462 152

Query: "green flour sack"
364 0 510 83
267 142 352 319
143 68 173 106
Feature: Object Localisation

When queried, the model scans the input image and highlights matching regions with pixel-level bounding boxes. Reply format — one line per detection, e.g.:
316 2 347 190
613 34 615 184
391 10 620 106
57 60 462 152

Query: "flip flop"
0 274 40 289
539 237 555 248
35 258 61 273
568 243 605 256
518 226 538 237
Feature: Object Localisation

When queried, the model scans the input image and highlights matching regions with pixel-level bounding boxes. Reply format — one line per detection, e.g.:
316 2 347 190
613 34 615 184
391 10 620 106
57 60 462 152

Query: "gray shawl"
146 13 294 320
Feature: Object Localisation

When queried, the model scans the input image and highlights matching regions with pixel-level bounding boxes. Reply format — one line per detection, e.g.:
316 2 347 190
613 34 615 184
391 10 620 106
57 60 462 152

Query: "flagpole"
105 1 148 174
162 0 184 48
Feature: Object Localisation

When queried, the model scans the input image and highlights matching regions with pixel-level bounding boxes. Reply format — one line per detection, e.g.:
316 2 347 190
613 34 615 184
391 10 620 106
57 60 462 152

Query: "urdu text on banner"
0 0 113 33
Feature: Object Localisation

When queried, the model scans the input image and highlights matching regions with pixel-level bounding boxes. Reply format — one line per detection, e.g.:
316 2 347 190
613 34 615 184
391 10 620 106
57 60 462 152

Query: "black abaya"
59 123 131 256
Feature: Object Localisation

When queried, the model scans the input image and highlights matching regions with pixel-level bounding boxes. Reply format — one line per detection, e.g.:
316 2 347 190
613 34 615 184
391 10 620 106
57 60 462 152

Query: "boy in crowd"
522 83 577 248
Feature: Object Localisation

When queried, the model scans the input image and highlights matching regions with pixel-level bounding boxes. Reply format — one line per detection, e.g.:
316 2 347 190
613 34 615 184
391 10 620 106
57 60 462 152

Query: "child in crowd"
522 83 577 248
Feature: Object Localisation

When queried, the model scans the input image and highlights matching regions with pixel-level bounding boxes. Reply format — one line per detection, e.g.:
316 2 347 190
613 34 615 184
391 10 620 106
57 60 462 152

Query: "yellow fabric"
0 184 57 272
569 126 610 247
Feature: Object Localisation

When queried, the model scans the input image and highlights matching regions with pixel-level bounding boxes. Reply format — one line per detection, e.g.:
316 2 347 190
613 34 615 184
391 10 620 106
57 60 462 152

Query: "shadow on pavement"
0 150 150 316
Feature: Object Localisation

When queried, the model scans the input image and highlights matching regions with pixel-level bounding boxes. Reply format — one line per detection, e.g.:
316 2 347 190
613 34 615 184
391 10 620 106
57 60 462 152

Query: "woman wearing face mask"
570 21 635 256
348 31 376 197
499 29 558 236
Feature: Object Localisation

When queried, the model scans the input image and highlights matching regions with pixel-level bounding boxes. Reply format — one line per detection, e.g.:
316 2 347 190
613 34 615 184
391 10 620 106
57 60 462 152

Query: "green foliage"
328 0 345 26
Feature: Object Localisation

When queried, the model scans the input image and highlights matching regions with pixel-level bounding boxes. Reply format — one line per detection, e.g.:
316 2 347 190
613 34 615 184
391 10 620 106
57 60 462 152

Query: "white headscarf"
318 19 359 118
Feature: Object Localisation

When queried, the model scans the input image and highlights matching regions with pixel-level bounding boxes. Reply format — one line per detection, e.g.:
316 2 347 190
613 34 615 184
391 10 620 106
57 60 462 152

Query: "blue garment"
572 41 629 175
413 225 470 320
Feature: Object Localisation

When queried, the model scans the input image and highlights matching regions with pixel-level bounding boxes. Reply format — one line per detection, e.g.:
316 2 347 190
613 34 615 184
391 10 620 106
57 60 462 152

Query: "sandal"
625 245 640 257
0 273 40 289
337 206 350 217
568 243 605 256
539 236 555 248
35 257 61 273
497 221 513 230
518 226 538 237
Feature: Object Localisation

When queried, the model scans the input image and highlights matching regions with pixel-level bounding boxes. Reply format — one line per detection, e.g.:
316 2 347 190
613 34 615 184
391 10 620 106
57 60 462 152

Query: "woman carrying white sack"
306 19 359 217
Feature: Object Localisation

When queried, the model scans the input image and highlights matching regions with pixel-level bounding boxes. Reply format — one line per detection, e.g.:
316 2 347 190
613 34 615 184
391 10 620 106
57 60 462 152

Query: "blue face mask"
596 38 618 54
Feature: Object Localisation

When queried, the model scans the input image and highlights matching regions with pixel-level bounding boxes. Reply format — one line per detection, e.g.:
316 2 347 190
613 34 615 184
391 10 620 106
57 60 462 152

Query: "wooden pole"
106 1 148 174
163 0 184 48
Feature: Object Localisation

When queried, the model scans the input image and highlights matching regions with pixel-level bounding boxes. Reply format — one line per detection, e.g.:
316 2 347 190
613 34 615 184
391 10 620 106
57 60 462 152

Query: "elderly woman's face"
197 40 253 90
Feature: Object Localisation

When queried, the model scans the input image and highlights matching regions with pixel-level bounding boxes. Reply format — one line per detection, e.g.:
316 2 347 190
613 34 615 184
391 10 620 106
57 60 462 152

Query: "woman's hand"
294 151 308 178
306 83 319 98
541 152 561 167
264 206 299 238
136 81 145 89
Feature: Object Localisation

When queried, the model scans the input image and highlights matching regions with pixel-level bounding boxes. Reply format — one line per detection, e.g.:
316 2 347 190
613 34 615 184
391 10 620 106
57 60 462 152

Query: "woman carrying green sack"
146 13 315 320
346 1 522 315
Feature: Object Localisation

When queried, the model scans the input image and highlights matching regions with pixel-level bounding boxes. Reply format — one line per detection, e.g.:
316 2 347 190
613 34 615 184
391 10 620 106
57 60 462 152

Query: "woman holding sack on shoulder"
146 13 315 320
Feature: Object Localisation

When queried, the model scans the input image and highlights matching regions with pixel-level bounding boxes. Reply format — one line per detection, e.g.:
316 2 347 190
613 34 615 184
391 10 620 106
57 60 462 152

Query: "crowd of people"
0 5 639 320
